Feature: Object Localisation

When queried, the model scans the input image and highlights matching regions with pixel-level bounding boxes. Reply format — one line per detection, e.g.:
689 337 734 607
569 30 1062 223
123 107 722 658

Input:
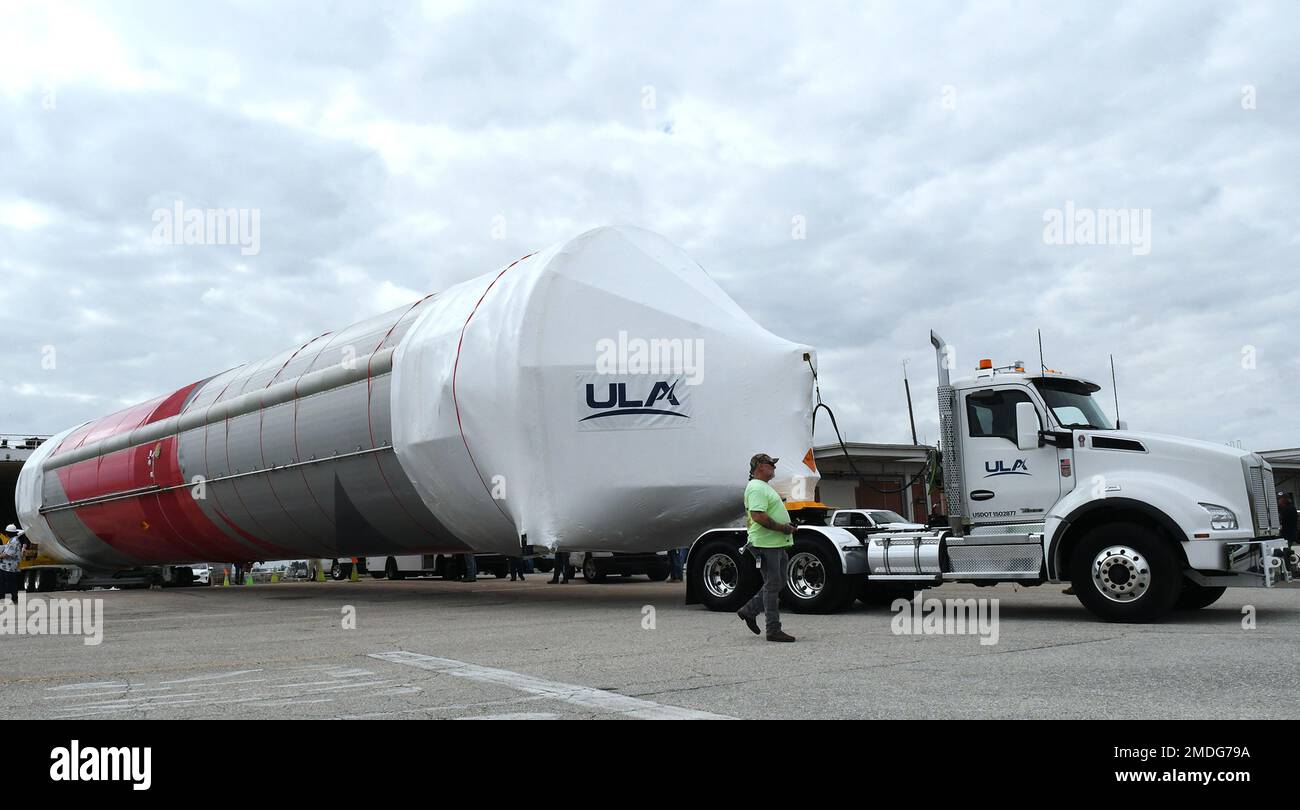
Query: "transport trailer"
686 332 1300 622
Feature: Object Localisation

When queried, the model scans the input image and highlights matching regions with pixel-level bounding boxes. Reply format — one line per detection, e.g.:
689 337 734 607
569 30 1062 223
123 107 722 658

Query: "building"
1 435 46 528
1261 448 1299 501
814 442 940 523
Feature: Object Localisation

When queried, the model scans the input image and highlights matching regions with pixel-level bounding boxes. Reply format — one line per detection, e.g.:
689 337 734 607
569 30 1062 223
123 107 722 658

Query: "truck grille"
1248 463 1280 536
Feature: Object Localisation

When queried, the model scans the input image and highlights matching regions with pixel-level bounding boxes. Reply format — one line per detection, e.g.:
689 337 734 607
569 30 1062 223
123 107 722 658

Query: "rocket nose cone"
391 226 819 554
514 230 820 550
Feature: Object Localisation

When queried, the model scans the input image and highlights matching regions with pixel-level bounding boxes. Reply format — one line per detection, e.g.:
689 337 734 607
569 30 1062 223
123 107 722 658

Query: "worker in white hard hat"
1 524 24 604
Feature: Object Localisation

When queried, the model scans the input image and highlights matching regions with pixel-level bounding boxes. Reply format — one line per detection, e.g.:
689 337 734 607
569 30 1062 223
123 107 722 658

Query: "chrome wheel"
703 553 738 599
1092 545 1151 603
787 551 826 600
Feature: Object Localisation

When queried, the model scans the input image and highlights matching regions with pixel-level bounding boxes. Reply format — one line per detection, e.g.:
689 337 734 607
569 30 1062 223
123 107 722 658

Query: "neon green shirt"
745 478 792 548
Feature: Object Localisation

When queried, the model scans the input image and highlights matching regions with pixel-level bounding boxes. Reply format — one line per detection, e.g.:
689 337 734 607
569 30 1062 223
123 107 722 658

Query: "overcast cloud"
1 0 1297 452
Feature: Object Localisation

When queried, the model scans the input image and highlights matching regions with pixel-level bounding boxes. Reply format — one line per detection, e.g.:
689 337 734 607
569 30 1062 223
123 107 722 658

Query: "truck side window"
966 389 1033 443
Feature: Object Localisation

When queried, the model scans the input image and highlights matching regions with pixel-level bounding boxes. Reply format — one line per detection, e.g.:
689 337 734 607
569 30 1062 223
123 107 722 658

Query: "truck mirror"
1015 401 1040 451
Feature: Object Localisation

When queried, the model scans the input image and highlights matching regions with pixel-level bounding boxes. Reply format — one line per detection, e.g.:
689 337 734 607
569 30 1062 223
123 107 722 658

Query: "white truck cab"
685 331 1299 622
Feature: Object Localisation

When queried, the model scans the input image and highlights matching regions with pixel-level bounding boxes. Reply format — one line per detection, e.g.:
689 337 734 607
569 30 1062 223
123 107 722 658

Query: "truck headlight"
1198 503 1238 531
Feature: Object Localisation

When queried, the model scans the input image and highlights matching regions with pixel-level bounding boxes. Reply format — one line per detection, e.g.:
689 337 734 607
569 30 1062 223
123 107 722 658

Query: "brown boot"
738 610 759 635
766 629 796 643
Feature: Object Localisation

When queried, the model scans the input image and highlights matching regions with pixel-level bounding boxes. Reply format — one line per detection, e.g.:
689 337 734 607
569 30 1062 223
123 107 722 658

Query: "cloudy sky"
1 0 1297 453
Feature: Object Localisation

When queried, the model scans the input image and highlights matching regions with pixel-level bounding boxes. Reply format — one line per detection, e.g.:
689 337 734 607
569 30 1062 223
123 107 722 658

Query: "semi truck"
685 332 1300 622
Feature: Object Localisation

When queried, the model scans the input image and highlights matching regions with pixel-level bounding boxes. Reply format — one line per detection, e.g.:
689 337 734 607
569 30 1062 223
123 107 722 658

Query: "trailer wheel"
782 539 854 614
1174 581 1227 610
690 539 759 611
1069 524 1181 622
384 558 404 581
582 555 607 583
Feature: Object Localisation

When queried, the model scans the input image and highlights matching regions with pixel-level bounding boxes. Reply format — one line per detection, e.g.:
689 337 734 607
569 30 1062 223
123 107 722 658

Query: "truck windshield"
1032 379 1114 430
868 510 908 524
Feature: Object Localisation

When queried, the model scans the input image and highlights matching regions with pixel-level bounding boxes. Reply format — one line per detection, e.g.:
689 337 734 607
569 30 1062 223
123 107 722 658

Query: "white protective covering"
14 424 94 566
391 226 819 554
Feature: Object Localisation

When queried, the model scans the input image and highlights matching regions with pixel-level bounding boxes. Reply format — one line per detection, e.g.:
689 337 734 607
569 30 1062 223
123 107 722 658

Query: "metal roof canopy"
814 442 934 467
1261 448 1300 470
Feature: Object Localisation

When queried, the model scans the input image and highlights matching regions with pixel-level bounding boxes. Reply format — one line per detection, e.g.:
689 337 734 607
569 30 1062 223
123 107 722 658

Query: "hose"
806 357 939 496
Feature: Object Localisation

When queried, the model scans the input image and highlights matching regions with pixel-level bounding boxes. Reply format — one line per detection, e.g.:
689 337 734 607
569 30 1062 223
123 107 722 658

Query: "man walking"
737 453 796 642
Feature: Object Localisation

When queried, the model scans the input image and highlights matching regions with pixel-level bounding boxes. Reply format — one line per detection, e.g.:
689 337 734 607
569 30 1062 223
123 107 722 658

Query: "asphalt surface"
4 576 1298 719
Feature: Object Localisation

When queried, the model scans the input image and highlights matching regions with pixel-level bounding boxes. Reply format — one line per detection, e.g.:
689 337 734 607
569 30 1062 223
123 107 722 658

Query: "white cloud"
0 0 1297 455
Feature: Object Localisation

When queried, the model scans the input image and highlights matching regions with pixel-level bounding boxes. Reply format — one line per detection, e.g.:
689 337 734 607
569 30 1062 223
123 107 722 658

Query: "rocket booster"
16 227 820 568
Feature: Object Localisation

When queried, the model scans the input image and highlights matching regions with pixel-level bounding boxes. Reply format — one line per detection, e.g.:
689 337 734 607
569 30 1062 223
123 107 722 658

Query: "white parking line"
161 669 263 684
369 651 732 720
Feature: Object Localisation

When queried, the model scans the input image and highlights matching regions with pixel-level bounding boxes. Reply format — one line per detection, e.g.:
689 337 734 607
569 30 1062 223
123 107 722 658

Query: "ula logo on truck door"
984 459 1029 477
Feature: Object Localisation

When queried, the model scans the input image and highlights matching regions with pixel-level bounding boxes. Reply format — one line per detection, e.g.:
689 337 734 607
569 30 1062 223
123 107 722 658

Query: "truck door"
961 386 1060 525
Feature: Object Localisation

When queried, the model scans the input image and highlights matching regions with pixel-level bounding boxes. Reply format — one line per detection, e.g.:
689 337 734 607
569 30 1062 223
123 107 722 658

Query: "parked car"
827 508 927 540
575 551 670 583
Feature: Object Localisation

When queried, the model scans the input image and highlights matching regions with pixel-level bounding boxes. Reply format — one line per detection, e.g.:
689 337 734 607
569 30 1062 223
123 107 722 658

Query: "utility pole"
903 359 918 446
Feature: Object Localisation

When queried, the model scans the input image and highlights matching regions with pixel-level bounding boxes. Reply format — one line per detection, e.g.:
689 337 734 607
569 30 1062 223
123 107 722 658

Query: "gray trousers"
739 547 787 632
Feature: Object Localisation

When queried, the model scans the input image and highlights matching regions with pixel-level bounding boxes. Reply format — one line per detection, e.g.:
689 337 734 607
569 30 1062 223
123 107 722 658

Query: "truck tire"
646 564 670 582
331 561 351 581
384 558 403 581
690 538 760 611
582 555 607 583
1069 524 1182 622
1174 581 1227 610
782 538 855 614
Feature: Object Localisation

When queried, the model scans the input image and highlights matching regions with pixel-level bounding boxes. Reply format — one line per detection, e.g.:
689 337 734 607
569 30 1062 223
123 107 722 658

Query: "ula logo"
50 740 151 790
582 379 685 421
984 459 1029 477
577 372 693 431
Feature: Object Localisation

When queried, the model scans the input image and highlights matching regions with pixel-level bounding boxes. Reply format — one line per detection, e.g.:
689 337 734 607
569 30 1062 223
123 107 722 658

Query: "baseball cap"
749 453 779 473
